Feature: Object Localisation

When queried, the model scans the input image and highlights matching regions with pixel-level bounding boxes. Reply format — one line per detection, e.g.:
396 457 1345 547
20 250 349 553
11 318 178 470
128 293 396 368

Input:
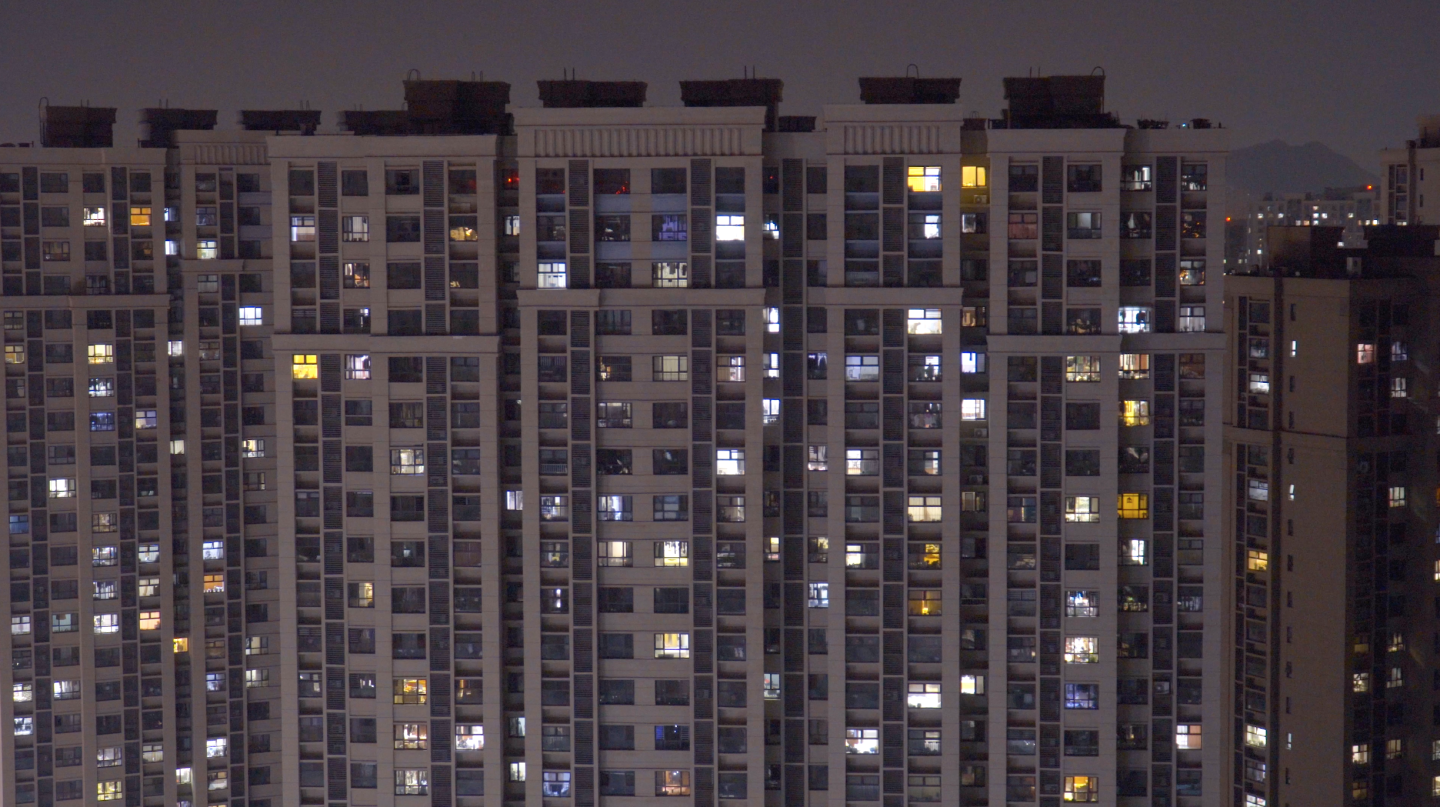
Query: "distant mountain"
1229 140 1378 195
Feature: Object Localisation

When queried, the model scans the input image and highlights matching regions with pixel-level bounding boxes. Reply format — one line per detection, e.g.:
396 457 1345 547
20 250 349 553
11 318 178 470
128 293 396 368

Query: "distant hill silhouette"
1230 140 1378 195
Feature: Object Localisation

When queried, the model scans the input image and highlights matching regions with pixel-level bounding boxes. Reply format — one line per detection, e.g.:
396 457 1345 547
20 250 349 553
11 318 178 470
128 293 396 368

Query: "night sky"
0 1 1434 170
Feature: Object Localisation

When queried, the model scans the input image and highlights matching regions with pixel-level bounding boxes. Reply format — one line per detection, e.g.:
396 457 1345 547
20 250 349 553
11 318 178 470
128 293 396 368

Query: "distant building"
1225 223 1440 807
1379 115 1440 225
1235 187 1379 269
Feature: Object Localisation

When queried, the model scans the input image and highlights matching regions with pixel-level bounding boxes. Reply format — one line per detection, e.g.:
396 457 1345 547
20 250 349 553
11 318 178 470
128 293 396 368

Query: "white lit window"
907 308 942 334
167 340 184 357
165 239 179 256
716 214 745 241
1391 377 1408 398
961 352 986 373
241 439 265 458
12 682 32 702
175 768 192 785
1174 725 1201 750
93 614 119 634
654 540 689 567
764 352 779 378
342 215 369 242
509 762 527 782
907 682 942 708
845 728 880 754
652 262 689 288
11 616 30 635
84 206 106 226
1178 305 1206 332
206 737 228 758
765 307 779 333
1066 355 1101 382
138 543 160 563
391 448 425 475
1389 486 1407 508
808 583 829 608
716 449 745 476
455 724 485 750
238 306 263 326
202 539 225 560
961 399 986 420
503 215 520 236
93 545 119 566
716 354 745 382
505 490 524 511
135 409 158 429
48 477 76 498
1248 373 1270 394
142 744 163 763
1245 725 1267 748
538 262 568 289
1121 538 1148 565
1118 306 1152 333
344 353 371 380
763 398 780 424
1064 496 1100 522
14 716 33 735
290 215 316 242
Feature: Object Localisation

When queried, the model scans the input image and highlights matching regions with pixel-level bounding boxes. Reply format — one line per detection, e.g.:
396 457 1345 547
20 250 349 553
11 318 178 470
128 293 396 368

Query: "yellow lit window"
959 674 985 695
393 677 428 704
173 637 189 653
1120 400 1150 426
88 344 114 364
1245 725 1267 748
1062 775 1098 802
1064 636 1099 663
912 543 941 569
1387 738 1403 759
3 345 24 364
130 206 152 227
907 166 941 192
1433 776 1440 798
907 495 942 522
292 354 318 379
1117 493 1149 519
907 590 941 616
96 781 123 801
1353 672 1370 692
962 165 988 188
203 573 225 593
1065 355 1100 382
656 770 691 796
906 682 942 708
1247 549 1269 571
1064 496 1100 523
654 540 689 567
138 610 161 631
654 632 691 659
1119 353 1150 379
1176 724 1202 750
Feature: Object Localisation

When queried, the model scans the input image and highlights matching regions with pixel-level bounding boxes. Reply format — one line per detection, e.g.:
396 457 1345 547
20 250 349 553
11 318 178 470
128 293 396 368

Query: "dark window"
386 215 421 242
1066 450 1101 476
652 309 688 335
652 402 688 429
652 448 688 475
654 679 689 705
1065 402 1100 430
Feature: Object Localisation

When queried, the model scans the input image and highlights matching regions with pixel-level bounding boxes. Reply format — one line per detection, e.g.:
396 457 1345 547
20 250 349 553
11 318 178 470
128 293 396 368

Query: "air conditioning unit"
971 427 989 438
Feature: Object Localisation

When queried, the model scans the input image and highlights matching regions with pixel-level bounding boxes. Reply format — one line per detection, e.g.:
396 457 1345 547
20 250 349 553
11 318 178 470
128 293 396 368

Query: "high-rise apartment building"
1224 223 1440 807
1234 187 1379 270
1380 116 1440 225
0 74 1226 807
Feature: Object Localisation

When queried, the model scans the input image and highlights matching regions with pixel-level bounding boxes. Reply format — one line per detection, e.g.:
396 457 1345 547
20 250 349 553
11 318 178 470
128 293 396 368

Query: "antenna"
906 63 919 78
1091 66 1105 76
406 68 421 82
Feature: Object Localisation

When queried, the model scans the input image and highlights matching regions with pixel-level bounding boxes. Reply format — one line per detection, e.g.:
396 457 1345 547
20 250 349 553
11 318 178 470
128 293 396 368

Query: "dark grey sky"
1 1 1435 169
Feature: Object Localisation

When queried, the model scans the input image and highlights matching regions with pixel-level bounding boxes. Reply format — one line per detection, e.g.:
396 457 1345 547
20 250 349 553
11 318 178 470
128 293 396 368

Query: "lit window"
1245 724 1267 748
138 610 160 631
596 540 632 567
1064 497 1100 522
716 354 745 382
130 206 152 227
808 445 828 471
14 716 33 735
1393 341 1409 361
1062 775 1098 803
1119 353 1150 379
961 399 986 420
1118 306 1152 333
1391 377 1408 398
96 781 123 801
202 539 225 560
394 722 429 750
241 439 265 458
845 728 880 754
394 769 429 796
93 545 119 566
509 762 527 782
1390 486 1406 507
961 165 987 188
391 448 426 475
134 409 157 429
341 353 370 380
393 677 428 704
1121 539 1148 566
244 669 269 688
455 724 485 750
50 681 77 700
652 261 689 288
165 239 179 255
233 306 264 328
846 448 879 475
764 352 779 378
1178 305 1206 332
1387 738 1403 759
203 573 226 593
87 344 114 364
907 495 942 522
652 355 689 381
504 490 524 510
907 682 942 708
539 495 568 521
1117 493 1149 519
538 262 567 288
142 744 163 763
764 673 781 700
844 354 880 381
716 449 745 475
1066 355 1100 382
3 345 23 364
765 307 780 333
807 583 829 608
138 543 160 562
1357 342 1375 364
763 398 780 424
908 166 942 192
1353 672 1371 693
175 768 192 785
907 589 941 616
541 771 572 797
654 541 689 567
93 614 120 634
1120 400 1150 426
1388 666 1404 688
84 206 106 226
961 352 986 373
907 308 942 334
1064 636 1099 663
960 675 986 694
292 354 318 379
655 632 691 659
12 682 32 702
206 737 228 758
655 770 689 796
715 214 745 241
290 215 316 242
10 616 29 635
1176 724 1202 750
196 239 218 259
48 477 76 498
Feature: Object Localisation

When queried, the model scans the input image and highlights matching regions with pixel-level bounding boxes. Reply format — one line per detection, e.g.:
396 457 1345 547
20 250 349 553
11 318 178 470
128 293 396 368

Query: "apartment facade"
1 75 1227 807
1379 115 1440 226
1224 225 1440 807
